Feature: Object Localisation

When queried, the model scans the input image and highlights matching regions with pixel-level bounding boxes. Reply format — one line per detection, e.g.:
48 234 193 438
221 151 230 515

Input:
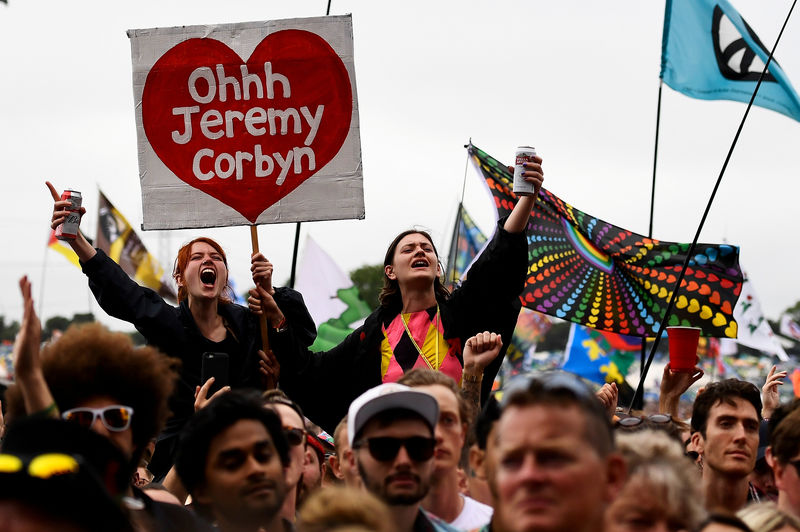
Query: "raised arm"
503 155 543 234
461 332 503 416
14 276 57 417
761 365 787 419
47 181 96 263
659 363 703 418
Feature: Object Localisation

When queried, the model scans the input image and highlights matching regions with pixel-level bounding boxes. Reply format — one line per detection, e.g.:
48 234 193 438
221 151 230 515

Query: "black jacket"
82 249 316 435
273 219 528 433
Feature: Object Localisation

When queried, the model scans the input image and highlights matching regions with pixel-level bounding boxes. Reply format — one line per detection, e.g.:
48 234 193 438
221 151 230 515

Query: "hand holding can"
513 146 539 196
47 182 84 241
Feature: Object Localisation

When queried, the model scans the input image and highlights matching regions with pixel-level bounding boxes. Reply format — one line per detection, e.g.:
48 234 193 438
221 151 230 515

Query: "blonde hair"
615 430 707 529
298 486 395 532
738 502 800 532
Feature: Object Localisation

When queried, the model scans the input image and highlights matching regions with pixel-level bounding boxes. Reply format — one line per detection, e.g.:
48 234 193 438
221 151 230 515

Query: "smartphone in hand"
201 352 229 396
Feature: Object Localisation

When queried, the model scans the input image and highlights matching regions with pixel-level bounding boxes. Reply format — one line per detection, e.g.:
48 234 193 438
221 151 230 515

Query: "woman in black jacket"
251 156 544 432
48 182 315 477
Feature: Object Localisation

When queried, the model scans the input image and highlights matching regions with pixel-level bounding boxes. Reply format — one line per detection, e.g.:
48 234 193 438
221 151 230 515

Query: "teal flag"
661 0 800 122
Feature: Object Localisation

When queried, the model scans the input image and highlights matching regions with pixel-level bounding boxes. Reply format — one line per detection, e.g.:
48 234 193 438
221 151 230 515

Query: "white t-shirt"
450 494 493 530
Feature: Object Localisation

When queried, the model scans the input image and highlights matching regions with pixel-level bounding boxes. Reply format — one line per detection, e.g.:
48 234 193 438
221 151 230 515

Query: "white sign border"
128 14 363 230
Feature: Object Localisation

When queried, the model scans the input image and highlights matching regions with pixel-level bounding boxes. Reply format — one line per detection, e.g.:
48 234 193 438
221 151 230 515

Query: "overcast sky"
1 0 799 333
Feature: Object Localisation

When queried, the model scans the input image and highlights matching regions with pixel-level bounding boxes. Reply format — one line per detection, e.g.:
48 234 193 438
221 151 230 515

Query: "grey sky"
1 0 798 332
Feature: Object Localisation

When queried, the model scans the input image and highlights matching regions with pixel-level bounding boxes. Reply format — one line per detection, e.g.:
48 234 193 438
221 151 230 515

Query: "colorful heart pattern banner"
470 144 743 338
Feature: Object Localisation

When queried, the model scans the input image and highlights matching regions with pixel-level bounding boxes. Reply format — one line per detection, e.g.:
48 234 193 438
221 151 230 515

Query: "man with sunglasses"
482 371 626 532
398 368 493 529
347 383 460 532
262 389 310 523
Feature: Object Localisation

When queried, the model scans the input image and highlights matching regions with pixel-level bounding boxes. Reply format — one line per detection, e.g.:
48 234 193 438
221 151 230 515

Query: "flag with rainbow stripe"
469 143 743 338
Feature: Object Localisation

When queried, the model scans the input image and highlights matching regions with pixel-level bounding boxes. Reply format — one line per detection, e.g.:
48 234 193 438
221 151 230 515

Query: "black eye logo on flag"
712 5 777 83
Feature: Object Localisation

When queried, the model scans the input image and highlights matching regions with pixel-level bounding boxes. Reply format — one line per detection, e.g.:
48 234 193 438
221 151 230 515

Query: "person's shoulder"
136 488 216 531
450 495 493 530
461 495 493 515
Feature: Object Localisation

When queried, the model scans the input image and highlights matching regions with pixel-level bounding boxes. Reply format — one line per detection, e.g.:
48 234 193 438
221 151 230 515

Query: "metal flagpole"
649 80 663 239
628 0 798 412
447 140 473 285
636 80 664 411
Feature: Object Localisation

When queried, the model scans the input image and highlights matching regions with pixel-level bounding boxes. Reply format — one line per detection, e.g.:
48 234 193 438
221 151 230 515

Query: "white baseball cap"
347 383 439 447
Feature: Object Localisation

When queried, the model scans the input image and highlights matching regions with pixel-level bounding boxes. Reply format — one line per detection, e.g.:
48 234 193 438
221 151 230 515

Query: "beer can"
55 189 82 241
513 146 537 196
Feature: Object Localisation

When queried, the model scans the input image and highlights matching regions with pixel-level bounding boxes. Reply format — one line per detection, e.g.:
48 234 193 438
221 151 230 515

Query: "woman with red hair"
47 182 315 478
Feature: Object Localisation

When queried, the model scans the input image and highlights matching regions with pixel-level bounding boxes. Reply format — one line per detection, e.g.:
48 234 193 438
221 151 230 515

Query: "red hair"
173 237 233 303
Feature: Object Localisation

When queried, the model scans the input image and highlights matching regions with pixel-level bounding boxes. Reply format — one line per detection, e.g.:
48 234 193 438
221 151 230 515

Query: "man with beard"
398 368 493 529
690 378 762 514
176 391 291 532
347 383 460 532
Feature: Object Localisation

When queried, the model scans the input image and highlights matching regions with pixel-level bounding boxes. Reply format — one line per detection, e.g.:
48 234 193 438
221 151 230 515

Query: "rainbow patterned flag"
469 143 743 338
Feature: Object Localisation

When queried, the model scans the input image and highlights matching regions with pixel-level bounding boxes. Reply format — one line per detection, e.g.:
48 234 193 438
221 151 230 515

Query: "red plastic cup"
666 326 701 372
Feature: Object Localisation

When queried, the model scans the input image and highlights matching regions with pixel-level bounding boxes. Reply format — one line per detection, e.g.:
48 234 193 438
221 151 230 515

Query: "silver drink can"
513 146 537 196
55 189 82 241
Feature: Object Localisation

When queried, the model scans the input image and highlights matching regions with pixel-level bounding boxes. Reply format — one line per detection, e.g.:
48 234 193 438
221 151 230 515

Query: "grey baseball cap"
347 383 439 446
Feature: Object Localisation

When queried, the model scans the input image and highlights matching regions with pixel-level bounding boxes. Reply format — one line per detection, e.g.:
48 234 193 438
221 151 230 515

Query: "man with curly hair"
5 276 207 531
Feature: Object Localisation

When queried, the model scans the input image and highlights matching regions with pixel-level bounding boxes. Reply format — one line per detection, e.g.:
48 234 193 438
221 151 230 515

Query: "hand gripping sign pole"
250 225 275 390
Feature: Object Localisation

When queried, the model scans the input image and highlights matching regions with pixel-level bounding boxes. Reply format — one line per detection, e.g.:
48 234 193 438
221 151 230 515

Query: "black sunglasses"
615 414 672 427
283 427 306 447
354 436 436 463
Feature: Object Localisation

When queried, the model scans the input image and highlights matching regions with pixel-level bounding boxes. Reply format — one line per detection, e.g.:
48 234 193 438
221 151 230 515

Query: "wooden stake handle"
250 225 277 389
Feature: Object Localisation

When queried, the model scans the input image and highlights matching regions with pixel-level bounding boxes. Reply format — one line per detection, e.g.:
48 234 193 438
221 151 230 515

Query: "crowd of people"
2 161 800 532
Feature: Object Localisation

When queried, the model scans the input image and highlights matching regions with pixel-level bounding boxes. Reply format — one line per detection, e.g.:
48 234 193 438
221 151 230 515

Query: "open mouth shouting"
200 267 217 287
411 259 430 269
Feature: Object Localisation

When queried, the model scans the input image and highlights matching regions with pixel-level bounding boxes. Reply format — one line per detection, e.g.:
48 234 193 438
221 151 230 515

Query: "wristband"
272 317 288 333
463 373 482 384
29 401 59 419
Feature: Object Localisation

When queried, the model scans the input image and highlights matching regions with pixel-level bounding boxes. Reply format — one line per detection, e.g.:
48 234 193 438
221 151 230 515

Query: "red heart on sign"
142 30 352 222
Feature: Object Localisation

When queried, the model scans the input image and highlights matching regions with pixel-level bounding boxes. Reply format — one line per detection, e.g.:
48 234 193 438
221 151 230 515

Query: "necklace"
400 305 441 371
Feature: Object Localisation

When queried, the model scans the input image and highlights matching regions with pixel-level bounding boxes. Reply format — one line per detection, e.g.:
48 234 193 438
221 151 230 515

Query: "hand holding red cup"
666 326 701 372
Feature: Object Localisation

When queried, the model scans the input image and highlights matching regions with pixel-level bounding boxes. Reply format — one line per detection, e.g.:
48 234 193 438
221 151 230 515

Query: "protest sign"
128 15 363 229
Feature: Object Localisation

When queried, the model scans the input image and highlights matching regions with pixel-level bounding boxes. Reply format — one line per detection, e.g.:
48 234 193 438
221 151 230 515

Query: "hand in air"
596 382 619 420
46 181 86 231
463 331 503 375
194 377 231 412
762 365 787 419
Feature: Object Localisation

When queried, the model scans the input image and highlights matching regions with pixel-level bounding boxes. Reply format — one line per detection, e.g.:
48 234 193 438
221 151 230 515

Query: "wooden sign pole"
250 225 275 389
